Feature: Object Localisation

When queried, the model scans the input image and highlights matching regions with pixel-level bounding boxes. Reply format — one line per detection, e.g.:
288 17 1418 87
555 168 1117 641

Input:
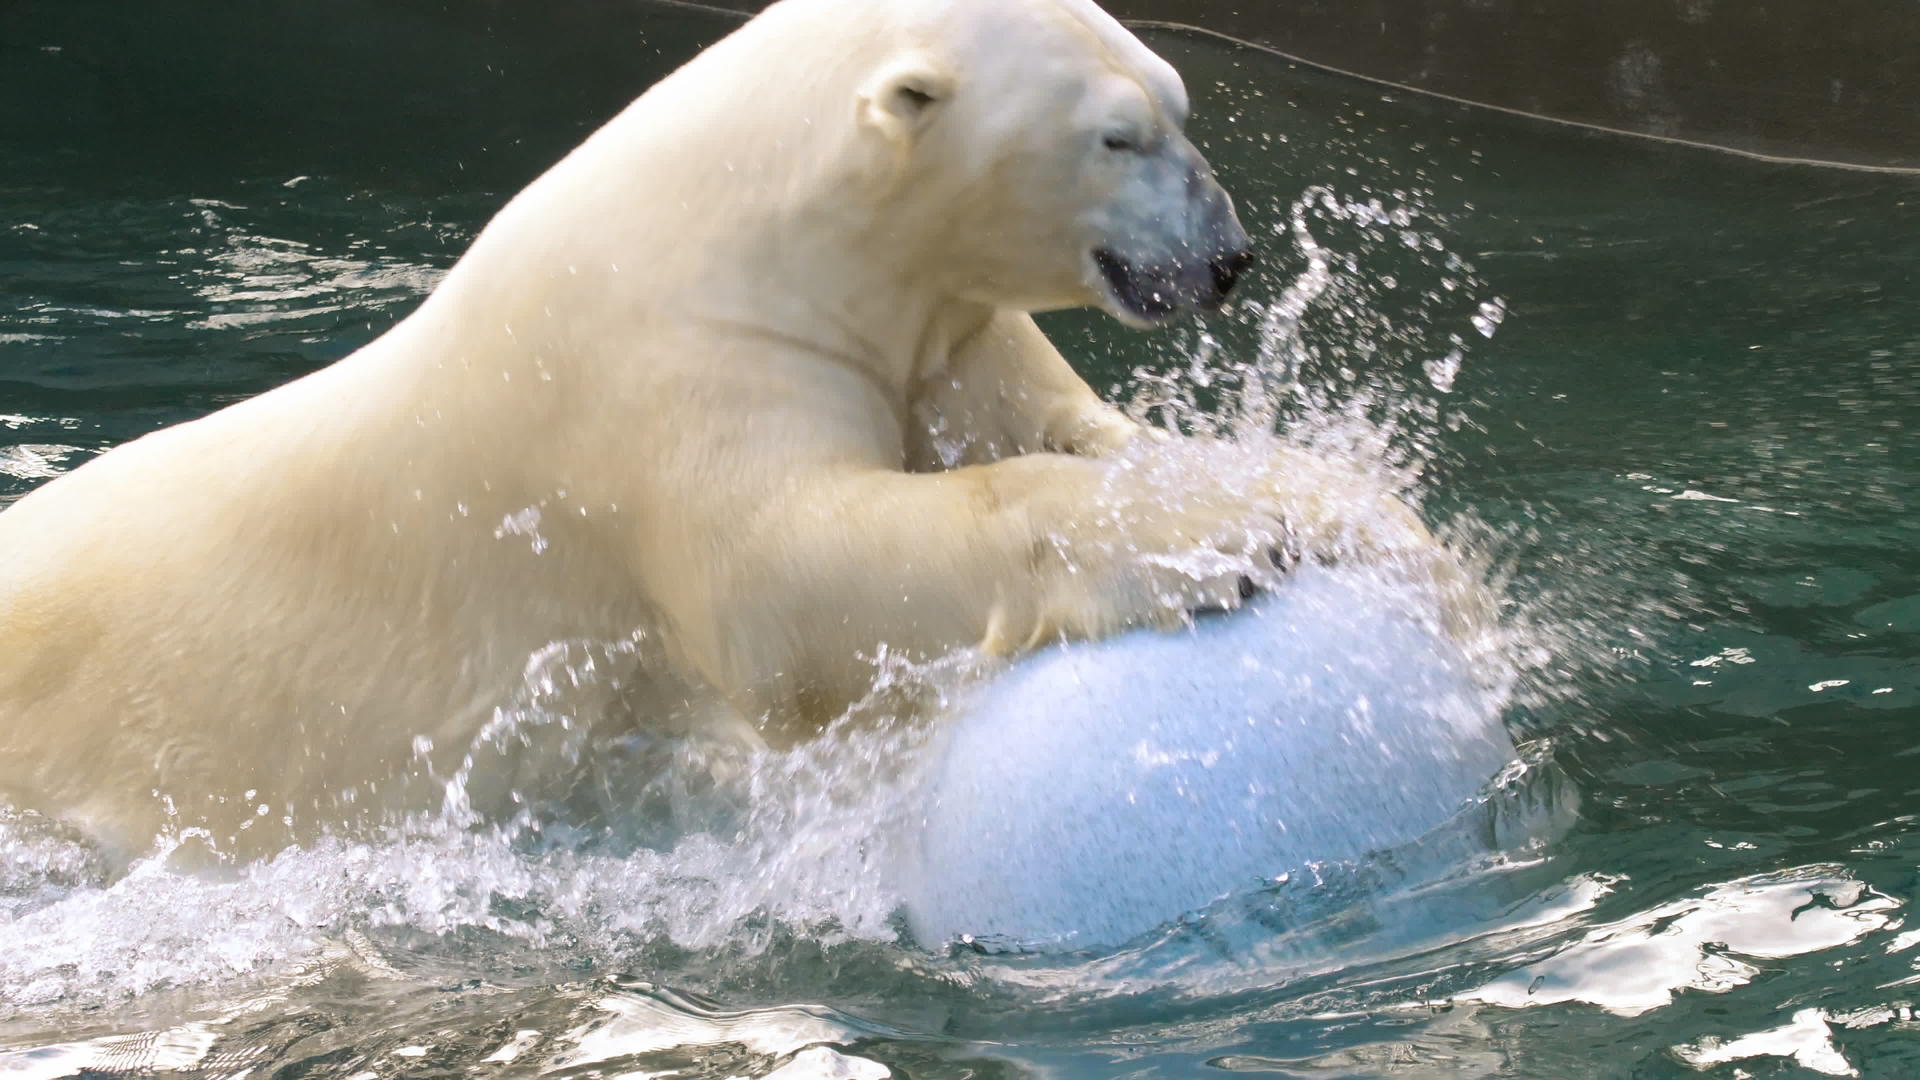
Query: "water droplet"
1425 348 1463 392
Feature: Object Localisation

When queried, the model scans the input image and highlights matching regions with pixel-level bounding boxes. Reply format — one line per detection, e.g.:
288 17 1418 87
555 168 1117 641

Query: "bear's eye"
1102 133 1139 153
896 85 937 111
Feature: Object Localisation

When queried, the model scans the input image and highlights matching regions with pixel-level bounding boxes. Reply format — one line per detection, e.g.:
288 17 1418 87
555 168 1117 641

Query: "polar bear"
0 0 1458 862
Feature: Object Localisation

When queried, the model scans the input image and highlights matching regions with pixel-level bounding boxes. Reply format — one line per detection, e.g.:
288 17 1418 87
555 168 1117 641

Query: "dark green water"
3 3 1918 1077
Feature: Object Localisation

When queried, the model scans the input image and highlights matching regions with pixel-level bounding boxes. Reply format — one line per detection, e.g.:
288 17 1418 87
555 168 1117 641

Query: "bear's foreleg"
906 311 1140 471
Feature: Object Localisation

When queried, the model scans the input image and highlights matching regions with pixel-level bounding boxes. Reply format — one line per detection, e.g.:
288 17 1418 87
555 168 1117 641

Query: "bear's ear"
858 53 954 143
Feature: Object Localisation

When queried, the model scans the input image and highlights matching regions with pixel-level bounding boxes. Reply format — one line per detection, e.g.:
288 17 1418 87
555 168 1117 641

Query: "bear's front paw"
1005 489 1288 651
1001 550 1258 653
1044 406 1153 458
1259 456 1494 640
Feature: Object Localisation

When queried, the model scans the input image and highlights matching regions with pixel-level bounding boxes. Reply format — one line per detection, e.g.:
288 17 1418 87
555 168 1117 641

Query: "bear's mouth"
1092 248 1179 325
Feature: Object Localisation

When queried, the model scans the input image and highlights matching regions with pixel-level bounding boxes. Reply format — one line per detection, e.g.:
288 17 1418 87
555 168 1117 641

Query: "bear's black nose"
1209 248 1255 299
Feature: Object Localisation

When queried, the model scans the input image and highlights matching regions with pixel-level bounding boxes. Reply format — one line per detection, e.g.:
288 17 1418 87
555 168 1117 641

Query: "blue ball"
901 565 1515 952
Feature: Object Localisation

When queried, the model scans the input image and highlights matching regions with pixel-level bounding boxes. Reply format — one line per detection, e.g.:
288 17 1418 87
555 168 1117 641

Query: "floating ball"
901 565 1515 951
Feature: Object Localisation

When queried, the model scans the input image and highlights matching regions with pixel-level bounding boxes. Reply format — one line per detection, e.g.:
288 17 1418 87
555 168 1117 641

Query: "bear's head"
853 0 1254 328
